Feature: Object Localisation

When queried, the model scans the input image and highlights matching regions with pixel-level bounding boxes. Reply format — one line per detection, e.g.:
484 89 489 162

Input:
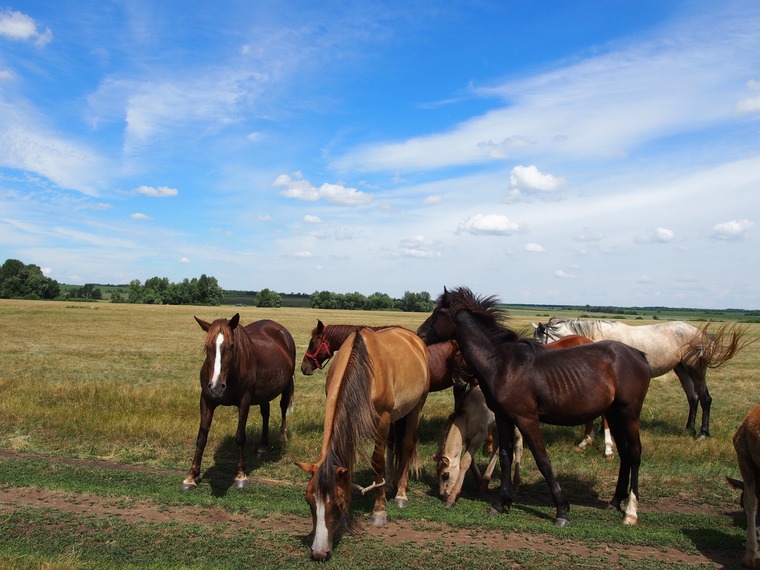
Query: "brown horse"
181 314 295 491
296 326 429 561
301 320 469 406
417 287 651 527
541 335 613 457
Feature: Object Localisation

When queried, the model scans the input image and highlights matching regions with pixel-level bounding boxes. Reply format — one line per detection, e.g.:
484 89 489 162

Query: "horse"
727 404 760 568
301 320 469 407
296 326 429 561
434 384 523 507
533 318 747 438
541 335 614 458
181 313 295 491
417 287 652 527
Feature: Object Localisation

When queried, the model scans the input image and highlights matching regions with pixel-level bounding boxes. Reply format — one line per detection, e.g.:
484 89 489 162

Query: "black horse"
416 287 651 527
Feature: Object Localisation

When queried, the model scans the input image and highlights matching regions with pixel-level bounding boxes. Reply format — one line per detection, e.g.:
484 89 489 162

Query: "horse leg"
446 440 478 506
602 415 614 458
682 363 712 438
740 474 759 567
369 414 391 526
257 401 270 456
674 363 700 436
279 377 294 445
512 427 523 495
577 420 594 450
393 400 425 509
606 410 642 524
234 400 252 487
516 418 570 527
181 398 216 491
489 415 515 516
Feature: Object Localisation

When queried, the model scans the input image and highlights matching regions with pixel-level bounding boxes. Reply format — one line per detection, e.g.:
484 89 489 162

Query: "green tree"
398 291 434 313
0 259 60 299
256 288 282 308
366 292 394 311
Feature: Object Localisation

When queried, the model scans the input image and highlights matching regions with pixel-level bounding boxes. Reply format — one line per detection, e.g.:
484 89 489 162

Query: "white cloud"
555 269 575 279
424 194 443 204
635 227 675 244
304 215 322 224
258 214 273 222
711 219 753 240
736 96 760 115
130 212 151 220
275 172 371 206
178 257 190 264
457 214 522 236
292 250 312 258
525 242 545 253
0 9 52 46
398 235 441 258
508 165 565 197
132 185 178 198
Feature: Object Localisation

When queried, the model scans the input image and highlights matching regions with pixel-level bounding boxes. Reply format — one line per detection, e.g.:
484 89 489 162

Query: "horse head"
300 320 333 375
433 451 460 501
416 288 457 345
195 313 240 399
295 461 351 561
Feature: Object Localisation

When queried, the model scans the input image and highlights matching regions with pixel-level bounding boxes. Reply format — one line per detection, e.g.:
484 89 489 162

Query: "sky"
1 1 759 309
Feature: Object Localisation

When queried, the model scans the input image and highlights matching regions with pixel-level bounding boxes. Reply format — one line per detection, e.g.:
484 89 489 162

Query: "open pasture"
0 299 759 568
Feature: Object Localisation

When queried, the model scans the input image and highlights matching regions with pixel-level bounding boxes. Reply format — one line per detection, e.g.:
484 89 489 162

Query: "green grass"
0 299 757 568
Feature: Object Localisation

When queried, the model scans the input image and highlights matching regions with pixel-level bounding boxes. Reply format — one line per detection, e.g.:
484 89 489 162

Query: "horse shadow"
203 429 287 498
682 513 745 569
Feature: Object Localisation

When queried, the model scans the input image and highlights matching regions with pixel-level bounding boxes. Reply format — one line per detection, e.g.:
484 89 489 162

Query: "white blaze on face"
209 332 224 390
312 493 331 555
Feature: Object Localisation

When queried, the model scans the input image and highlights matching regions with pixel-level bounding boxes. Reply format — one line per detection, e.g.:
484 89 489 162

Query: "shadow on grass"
682 526 744 569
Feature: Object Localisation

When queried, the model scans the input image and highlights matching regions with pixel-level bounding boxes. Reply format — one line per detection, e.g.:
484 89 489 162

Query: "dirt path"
0 451 741 568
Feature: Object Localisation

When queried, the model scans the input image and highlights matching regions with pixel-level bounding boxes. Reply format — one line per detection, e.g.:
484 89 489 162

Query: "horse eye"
441 472 450 481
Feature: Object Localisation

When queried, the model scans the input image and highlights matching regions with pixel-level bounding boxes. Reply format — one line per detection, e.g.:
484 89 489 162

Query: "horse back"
360 327 430 418
241 319 296 399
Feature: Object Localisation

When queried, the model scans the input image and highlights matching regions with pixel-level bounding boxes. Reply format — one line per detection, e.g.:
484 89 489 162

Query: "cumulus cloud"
258 214 273 222
178 257 190 264
132 185 178 197
291 250 312 258
574 229 605 243
275 172 371 206
304 215 322 224
711 219 753 240
0 9 52 46
555 269 575 279
457 214 522 236
398 235 441 258
525 242 545 253
130 212 151 220
506 165 566 201
635 227 675 244
424 194 443 205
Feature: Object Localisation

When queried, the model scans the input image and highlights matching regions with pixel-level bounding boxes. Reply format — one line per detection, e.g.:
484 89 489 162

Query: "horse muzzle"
206 382 226 399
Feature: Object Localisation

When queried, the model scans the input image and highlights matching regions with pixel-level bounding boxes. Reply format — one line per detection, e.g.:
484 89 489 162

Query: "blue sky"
1 1 759 309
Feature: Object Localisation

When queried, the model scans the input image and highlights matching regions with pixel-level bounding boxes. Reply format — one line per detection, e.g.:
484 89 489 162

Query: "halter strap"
304 340 333 369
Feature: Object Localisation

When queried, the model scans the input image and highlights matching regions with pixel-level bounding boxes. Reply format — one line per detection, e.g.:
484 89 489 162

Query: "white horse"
433 385 523 506
533 318 746 438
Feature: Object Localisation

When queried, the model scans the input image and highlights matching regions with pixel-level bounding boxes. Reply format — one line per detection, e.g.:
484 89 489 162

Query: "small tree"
256 288 282 308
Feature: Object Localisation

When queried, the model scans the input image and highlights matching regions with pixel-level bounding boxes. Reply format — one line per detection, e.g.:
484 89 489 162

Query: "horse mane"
548 317 615 338
443 287 527 347
316 330 380 502
318 324 395 344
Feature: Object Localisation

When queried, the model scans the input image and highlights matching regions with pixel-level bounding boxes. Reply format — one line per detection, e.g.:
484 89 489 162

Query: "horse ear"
531 322 538 330
295 461 317 476
229 313 240 330
194 316 211 331
317 320 325 333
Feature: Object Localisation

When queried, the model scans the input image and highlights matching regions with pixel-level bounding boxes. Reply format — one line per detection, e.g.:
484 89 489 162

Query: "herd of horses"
182 287 753 564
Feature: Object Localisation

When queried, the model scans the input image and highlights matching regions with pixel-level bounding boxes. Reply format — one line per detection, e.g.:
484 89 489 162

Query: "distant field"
1 299 758 568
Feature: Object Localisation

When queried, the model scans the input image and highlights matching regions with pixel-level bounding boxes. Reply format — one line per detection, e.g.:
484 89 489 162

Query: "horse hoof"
234 477 249 489
623 514 638 525
488 505 503 516
180 482 197 492
369 513 387 527
445 500 456 509
554 517 570 527
395 497 409 509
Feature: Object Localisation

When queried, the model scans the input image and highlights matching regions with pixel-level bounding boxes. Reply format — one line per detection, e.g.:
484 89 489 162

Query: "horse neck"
440 416 465 462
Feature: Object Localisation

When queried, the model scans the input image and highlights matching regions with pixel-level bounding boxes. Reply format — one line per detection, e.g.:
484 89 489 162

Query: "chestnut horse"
301 320 469 407
181 314 295 491
296 326 429 561
534 317 747 438
417 287 651 527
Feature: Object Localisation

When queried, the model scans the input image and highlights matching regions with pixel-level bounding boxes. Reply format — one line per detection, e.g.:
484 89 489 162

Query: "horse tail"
683 322 753 370
318 331 379 496
390 416 422 480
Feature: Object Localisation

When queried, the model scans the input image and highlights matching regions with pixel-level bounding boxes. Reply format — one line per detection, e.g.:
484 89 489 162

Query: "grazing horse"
727 404 760 568
541 335 613 457
417 287 651 527
181 314 295 491
434 384 523 506
296 327 429 561
301 320 469 407
533 318 747 438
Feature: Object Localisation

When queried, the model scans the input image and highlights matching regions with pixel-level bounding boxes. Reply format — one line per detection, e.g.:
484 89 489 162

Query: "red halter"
304 339 333 369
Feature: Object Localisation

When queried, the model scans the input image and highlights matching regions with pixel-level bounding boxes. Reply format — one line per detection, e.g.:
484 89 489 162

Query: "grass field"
0 299 758 569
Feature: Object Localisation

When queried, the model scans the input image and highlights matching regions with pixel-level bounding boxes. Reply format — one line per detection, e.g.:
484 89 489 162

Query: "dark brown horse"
296 326 429 560
301 320 469 406
417 287 651 527
181 313 295 491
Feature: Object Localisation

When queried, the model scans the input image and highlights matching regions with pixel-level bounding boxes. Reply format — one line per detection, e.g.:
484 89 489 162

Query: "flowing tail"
684 322 754 369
